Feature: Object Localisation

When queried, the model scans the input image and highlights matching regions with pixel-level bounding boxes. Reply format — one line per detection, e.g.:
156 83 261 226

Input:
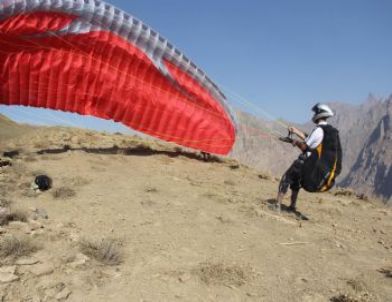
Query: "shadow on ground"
35 144 224 164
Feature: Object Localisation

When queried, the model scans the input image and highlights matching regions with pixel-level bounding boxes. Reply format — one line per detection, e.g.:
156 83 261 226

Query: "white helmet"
311 103 334 123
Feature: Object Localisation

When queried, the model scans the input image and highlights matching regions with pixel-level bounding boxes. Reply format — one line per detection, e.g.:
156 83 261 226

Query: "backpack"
301 125 342 192
34 175 52 191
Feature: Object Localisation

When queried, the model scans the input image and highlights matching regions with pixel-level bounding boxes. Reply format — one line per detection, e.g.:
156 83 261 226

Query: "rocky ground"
0 125 391 302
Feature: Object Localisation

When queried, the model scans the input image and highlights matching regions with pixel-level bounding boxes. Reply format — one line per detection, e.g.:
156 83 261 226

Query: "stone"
29 264 54 277
31 208 48 220
29 221 43 231
178 273 192 283
254 208 264 218
68 253 89 268
8 221 28 230
0 272 19 283
0 266 16 274
0 266 18 283
56 288 71 300
15 257 39 265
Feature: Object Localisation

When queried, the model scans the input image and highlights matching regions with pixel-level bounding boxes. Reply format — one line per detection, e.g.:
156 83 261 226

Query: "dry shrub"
356 193 369 201
258 173 271 180
0 210 8 226
144 186 158 193
194 262 249 287
52 187 76 199
79 238 123 266
0 208 28 226
330 294 359 302
334 188 355 197
7 209 28 223
0 235 40 258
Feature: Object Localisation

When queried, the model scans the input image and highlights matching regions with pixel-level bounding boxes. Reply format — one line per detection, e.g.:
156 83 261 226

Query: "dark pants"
279 158 305 194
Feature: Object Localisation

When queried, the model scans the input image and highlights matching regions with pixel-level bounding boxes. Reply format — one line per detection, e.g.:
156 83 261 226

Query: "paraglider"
274 103 342 217
0 0 237 155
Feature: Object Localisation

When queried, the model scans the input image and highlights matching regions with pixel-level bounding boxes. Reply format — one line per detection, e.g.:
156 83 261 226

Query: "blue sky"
1 0 391 131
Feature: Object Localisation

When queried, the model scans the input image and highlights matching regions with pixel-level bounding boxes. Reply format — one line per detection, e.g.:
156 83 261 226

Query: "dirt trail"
0 126 391 302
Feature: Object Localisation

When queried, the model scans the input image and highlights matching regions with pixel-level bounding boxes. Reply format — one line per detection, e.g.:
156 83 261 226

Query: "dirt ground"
0 126 391 302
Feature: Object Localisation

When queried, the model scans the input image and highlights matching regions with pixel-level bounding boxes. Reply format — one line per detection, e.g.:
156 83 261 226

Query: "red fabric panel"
0 14 235 154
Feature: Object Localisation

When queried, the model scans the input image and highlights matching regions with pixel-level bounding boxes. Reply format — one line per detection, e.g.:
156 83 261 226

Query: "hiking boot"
287 205 297 212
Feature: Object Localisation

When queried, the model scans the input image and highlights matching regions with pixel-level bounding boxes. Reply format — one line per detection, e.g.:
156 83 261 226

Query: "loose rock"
0 266 18 283
56 287 71 300
29 263 54 276
29 220 43 231
31 208 48 220
15 257 39 265
0 272 19 283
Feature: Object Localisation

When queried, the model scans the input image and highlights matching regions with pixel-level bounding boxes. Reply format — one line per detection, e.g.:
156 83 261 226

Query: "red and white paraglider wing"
0 0 237 155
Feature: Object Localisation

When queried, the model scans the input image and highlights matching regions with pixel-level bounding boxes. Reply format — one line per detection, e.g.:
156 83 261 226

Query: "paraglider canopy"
0 0 237 155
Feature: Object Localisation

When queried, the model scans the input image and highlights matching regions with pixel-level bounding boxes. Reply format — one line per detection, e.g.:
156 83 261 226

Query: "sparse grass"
331 292 375 302
224 179 236 186
347 279 367 292
79 238 123 266
194 262 249 287
0 235 40 258
52 187 76 199
66 176 90 187
0 198 12 208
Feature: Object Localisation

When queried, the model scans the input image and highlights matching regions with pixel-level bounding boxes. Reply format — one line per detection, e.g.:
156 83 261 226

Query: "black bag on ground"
34 175 52 191
301 125 342 192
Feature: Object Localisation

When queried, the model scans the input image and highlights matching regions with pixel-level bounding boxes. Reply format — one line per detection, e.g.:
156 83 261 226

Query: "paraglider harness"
280 125 342 192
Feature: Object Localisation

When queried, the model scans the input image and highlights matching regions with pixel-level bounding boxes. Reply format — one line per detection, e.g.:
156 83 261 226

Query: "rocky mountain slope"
340 98 392 202
0 114 35 140
0 120 391 301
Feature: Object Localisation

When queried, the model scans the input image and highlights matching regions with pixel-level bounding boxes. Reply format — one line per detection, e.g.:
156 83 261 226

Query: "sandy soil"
0 126 391 302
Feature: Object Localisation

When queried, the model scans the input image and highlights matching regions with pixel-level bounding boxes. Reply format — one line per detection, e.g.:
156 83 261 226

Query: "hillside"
0 113 35 141
341 99 392 201
0 122 391 302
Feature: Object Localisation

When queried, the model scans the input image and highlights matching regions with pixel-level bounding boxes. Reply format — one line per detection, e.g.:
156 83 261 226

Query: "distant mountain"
329 95 389 181
340 97 392 203
0 113 33 141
